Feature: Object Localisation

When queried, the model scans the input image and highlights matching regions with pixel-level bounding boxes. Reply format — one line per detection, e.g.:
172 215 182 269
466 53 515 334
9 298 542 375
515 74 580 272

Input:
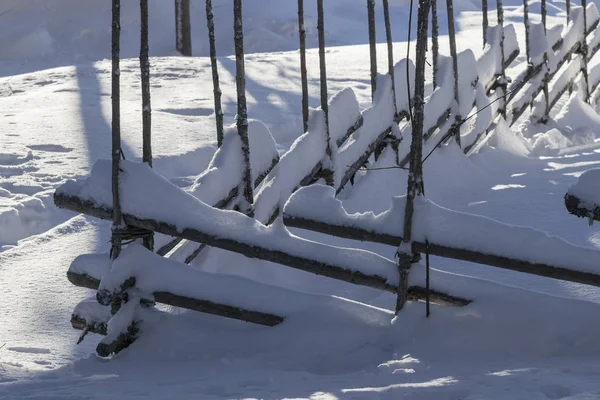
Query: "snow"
5 0 600 398
57 159 400 285
568 168 600 207
285 183 600 275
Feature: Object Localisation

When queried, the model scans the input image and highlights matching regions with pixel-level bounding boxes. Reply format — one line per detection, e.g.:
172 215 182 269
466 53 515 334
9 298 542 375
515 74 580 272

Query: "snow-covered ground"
3 0 600 399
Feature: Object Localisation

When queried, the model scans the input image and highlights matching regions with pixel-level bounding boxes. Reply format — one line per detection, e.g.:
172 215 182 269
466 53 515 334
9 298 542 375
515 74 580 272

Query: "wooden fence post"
206 0 224 147
581 0 590 102
317 0 335 186
368 0 378 99
446 0 461 146
523 0 531 64
496 0 507 119
140 0 154 251
383 0 397 114
541 0 550 122
175 0 192 56
396 0 430 314
111 0 123 260
482 0 488 47
298 0 309 133
431 0 439 88
233 0 254 209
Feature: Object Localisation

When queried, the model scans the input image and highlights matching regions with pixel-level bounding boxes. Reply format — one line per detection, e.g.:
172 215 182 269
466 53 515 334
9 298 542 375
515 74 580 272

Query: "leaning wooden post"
368 0 378 99
383 0 398 114
431 0 440 88
175 0 192 56
581 0 590 102
496 0 507 119
298 0 309 133
140 0 154 251
206 0 224 147
233 0 254 209
110 0 123 260
482 0 488 47
523 0 531 64
317 0 335 186
446 0 462 146
396 0 430 314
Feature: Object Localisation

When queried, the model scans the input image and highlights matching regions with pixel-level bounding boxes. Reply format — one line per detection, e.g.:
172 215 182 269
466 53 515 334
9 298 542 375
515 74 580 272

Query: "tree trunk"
523 0 530 63
111 0 123 260
581 0 590 102
206 0 224 147
298 0 309 133
446 0 462 146
233 0 254 209
175 0 192 56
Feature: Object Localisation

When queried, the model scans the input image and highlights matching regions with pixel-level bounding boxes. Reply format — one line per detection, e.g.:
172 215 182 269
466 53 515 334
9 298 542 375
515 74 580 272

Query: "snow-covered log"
283 185 600 288
565 169 600 221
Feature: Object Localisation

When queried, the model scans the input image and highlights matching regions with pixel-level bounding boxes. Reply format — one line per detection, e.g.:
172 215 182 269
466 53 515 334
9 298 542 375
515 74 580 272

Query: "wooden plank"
283 214 600 288
67 271 284 327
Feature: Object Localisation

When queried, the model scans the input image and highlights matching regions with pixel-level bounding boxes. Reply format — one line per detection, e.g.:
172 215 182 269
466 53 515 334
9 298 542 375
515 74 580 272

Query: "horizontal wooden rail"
283 215 600 288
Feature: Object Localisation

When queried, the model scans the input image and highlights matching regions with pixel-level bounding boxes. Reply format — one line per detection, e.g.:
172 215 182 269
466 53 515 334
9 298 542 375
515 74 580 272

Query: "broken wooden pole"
368 0 377 98
298 0 309 133
396 0 430 314
233 0 254 210
111 0 123 260
206 0 224 147
175 0 192 56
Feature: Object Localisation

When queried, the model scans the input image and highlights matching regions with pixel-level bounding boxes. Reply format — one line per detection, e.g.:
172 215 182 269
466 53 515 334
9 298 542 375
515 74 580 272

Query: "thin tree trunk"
140 0 154 251
317 0 334 186
397 0 430 313
233 0 254 209
431 0 439 88
206 0 224 147
566 0 570 21
175 0 192 56
298 0 309 133
482 0 488 47
367 0 377 99
446 0 461 146
111 0 123 260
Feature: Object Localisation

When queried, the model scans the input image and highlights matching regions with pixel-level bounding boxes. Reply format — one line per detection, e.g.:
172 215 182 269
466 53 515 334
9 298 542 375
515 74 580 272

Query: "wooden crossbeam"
67 271 284 327
283 214 600 288
55 192 469 306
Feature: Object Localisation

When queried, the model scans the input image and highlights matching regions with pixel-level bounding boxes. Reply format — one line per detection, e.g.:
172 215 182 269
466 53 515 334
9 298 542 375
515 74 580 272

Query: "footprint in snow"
27 144 73 153
7 347 51 354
